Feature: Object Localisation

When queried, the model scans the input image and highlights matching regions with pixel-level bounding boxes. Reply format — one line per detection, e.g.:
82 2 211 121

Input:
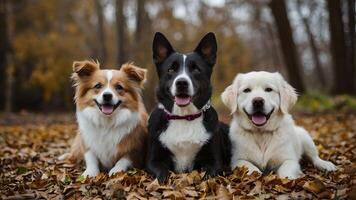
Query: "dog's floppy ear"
221 75 241 114
277 73 298 114
194 32 217 66
152 32 175 65
72 60 99 78
121 63 147 88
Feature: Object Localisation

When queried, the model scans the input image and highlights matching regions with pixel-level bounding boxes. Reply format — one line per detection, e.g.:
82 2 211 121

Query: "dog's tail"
296 126 336 172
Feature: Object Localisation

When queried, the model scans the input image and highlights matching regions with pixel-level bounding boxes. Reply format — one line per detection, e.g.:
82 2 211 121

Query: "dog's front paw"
233 160 262 175
313 158 337 172
240 165 261 175
156 170 169 183
57 153 70 161
278 171 302 180
203 167 223 180
82 168 99 178
109 166 126 176
246 167 262 175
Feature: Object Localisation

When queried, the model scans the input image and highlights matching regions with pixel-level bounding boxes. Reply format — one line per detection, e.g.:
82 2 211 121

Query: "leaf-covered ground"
0 113 355 199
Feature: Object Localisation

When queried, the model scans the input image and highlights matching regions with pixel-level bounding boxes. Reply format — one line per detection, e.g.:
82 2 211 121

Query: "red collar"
163 111 202 121
160 101 211 121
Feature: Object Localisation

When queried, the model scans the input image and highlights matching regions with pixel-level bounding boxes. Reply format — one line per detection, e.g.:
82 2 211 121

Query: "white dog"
221 71 336 179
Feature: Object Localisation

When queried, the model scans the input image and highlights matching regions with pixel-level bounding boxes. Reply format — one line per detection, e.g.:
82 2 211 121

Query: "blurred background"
0 0 355 115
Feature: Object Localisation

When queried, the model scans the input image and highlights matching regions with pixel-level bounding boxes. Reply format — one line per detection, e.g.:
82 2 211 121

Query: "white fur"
106 70 113 81
82 151 100 177
159 103 210 172
109 157 132 176
170 55 194 96
57 153 70 161
77 107 138 175
222 71 336 179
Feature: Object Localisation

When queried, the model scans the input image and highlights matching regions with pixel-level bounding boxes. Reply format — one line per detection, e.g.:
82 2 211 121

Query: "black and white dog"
146 32 230 182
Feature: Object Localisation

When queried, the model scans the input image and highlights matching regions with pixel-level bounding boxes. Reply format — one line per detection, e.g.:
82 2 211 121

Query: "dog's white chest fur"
230 115 300 170
159 104 210 172
77 107 139 169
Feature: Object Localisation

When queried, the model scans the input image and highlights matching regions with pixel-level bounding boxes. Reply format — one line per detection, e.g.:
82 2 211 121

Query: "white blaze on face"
99 70 114 102
95 70 120 115
171 55 194 106
107 70 113 82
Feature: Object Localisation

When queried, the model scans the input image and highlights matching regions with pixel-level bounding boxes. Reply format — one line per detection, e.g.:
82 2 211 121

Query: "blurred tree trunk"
296 0 326 87
269 0 305 93
1 0 14 113
266 22 283 71
347 0 355 93
115 0 126 66
326 0 353 94
135 0 156 111
135 0 144 45
252 3 281 71
0 0 7 109
94 0 107 66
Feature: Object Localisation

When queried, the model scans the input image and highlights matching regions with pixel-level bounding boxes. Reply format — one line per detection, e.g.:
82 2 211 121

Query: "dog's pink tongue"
102 105 114 115
174 96 191 106
252 114 267 125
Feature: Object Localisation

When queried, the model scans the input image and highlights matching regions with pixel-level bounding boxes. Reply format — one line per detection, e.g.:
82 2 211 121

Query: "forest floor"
0 112 355 199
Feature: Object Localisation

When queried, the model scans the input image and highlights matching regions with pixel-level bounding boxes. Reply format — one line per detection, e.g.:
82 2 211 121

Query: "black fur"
146 32 231 182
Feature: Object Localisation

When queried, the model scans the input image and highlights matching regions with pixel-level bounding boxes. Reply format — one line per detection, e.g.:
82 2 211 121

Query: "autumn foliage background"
0 0 355 199
0 0 355 113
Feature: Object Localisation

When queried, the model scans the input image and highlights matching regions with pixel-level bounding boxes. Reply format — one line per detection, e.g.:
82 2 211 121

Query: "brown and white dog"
59 60 148 177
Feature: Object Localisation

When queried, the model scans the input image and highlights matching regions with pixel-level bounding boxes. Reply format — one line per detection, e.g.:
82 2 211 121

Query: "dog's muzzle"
173 78 192 107
244 108 274 127
94 94 121 115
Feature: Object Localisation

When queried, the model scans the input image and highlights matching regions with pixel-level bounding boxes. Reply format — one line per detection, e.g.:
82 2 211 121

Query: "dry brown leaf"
302 179 326 194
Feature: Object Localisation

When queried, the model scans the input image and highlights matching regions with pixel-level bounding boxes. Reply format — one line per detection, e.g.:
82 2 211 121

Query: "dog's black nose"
253 97 264 108
103 93 113 101
176 78 188 90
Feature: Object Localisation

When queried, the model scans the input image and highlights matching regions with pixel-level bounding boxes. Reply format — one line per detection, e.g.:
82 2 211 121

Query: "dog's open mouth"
94 100 121 115
244 108 274 126
174 94 192 107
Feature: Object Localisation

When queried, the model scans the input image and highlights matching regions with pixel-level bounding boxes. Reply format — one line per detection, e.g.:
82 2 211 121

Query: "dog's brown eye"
168 68 175 74
243 88 251 93
265 87 273 92
94 83 102 89
115 84 123 91
168 62 179 74
191 64 200 74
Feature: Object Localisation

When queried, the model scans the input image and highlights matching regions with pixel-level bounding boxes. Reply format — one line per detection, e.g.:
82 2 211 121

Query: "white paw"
278 171 302 180
82 168 99 178
109 166 126 176
240 164 261 175
233 160 262 175
313 158 337 171
280 174 300 180
109 158 131 176
246 168 262 175
57 153 69 161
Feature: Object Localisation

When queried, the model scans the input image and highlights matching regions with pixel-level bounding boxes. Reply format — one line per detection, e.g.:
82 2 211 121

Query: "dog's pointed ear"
152 32 175 65
194 32 217 66
221 74 241 114
121 63 147 88
72 60 100 78
277 73 298 114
